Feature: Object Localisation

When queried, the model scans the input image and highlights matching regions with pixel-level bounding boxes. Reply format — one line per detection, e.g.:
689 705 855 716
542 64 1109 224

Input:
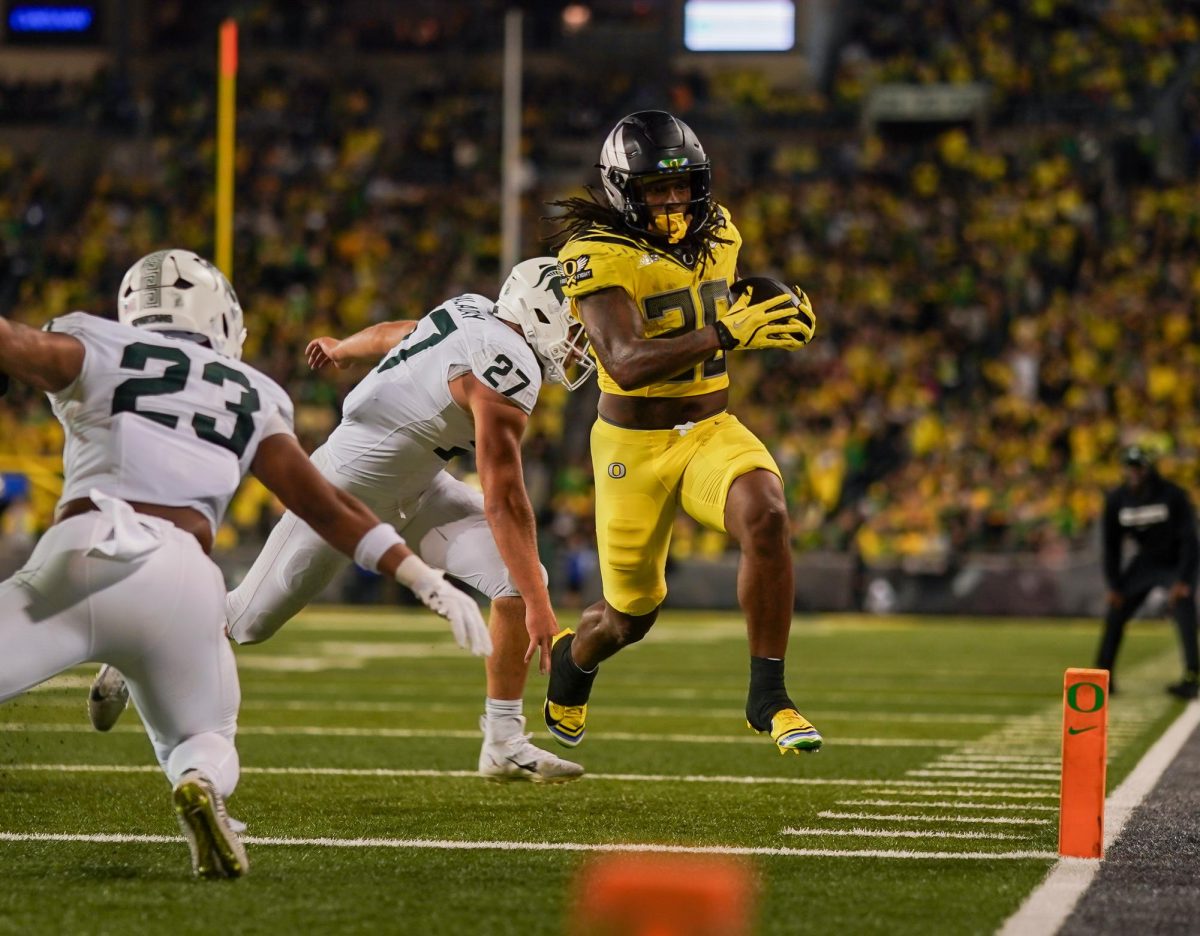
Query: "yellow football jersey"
557 206 742 398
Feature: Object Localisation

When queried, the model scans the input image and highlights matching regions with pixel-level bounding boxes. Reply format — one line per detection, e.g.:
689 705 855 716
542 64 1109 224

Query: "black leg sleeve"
1170 593 1200 674
1096 589 1149 674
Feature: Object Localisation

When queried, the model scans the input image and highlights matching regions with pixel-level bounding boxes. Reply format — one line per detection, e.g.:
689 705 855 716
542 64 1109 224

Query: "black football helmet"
598 111 715 240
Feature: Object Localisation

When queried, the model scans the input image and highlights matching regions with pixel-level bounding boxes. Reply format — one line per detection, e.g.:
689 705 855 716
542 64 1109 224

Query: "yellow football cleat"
748 708 823 755
543 699 589 748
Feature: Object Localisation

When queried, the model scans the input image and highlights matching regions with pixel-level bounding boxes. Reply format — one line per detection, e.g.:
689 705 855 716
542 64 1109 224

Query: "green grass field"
0 609 1187 935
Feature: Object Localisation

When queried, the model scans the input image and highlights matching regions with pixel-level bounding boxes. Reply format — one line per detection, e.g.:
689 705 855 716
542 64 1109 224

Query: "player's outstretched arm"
469 380 558 674
0 318 85 393
251 433 492 655
578 287 722 392
306 321 419 369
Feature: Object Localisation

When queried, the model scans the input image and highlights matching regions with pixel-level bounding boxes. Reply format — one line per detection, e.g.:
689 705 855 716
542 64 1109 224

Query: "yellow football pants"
590 411 781 615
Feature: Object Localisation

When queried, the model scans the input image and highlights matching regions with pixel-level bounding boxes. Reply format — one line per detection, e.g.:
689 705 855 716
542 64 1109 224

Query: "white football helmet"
117 250 247 360
494 257 595 391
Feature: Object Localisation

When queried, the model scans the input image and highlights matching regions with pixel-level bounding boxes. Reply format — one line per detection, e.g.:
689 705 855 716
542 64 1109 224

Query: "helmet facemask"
494 258 596 391
118 250 247 360
607 166 714 243
598 111 715 244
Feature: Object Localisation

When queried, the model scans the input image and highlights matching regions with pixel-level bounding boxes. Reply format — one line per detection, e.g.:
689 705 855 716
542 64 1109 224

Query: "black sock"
547 633 597 706
746 656 796 730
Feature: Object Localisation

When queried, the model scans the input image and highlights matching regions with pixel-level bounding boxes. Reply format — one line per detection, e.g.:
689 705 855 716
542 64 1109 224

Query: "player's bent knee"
226 608 284 645
734 498 789 554
612 613 656 647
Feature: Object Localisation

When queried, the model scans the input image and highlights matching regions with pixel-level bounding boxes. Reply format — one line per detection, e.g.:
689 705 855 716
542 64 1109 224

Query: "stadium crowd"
4 1 1200 582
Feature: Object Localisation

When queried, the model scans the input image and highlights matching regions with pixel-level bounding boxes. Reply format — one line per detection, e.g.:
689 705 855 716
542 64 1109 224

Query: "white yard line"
0 762 1064 790
12 692 1013 725
259 702 1010 725
840 800 1057 812
781 826 1026 841
934 759 1060 770
997 701 1200 936
923 763 1060 774
864 788 1058 800
819 811 1050 826
0 830 1058 861
939 754 1060 764
0 722 960 748
905 769 1059 781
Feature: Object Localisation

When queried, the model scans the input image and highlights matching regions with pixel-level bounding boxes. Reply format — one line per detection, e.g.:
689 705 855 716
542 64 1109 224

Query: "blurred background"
1 0 1198 616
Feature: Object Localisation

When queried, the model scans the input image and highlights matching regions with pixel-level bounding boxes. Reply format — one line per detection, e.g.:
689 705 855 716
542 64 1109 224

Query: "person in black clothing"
1096 445 1200 699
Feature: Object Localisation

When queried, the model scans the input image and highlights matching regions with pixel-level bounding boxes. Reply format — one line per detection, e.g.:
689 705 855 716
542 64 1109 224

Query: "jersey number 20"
111 342 261 458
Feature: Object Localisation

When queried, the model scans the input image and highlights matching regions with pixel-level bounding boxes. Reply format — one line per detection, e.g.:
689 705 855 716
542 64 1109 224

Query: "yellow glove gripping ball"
714 277 815 352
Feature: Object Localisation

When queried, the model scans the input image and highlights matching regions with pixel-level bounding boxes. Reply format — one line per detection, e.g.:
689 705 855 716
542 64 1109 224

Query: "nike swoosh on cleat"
506 757 539 773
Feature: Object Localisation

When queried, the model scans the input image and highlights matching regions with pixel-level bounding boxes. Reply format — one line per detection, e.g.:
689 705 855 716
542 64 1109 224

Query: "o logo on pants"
608 462 626 479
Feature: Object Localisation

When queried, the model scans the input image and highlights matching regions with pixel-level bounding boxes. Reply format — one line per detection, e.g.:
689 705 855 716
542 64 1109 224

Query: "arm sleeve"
1103 491 1122 589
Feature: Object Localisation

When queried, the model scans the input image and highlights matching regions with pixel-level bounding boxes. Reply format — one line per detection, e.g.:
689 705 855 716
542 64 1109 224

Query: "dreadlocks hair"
543 186 733 266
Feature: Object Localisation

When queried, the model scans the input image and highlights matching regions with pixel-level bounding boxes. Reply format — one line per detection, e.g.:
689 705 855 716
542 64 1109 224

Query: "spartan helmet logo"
533 262 565 303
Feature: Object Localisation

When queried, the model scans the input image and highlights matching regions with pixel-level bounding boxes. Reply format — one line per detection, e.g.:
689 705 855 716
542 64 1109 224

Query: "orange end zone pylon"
1059 667 1109 858
571 853 755 936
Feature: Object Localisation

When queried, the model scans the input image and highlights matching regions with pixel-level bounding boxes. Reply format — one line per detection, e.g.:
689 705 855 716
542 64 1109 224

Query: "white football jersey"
321 294 541 506
47 312 295 532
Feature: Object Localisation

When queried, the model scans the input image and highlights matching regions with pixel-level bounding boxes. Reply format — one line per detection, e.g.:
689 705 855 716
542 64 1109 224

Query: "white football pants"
227 451 530 645
0 510 240 796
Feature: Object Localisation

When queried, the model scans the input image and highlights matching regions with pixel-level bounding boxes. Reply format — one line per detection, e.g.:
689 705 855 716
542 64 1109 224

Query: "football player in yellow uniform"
544 111 822 755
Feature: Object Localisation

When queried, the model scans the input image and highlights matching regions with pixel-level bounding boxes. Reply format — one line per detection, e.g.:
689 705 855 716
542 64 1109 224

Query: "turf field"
0 609 1187 935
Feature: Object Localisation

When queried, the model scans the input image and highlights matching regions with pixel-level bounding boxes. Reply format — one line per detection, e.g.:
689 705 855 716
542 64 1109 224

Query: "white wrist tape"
353 523 405 573
395 554 439 592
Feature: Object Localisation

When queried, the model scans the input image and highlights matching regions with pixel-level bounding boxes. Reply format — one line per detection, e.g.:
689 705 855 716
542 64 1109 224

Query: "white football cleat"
172 770 249 879
478 715 584 783
88 664 129 732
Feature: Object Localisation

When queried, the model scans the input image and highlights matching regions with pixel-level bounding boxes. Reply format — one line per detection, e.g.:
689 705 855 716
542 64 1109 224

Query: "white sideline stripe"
940 754 1059 764
842 800 1057 812
819 811 1050 826
0 831 1058 861
997 701 1200 936
0 763 1062 790
0 723 959 748
781 826 1026 841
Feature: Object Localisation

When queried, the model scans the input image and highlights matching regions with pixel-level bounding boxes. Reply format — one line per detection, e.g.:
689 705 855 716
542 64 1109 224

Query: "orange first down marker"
1059 667 1109 858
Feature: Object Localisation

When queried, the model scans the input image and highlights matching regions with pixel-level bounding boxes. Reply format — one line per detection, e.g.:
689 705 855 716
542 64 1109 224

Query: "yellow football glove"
714 278 816 352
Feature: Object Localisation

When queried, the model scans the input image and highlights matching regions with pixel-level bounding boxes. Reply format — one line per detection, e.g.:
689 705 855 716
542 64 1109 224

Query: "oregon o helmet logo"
608 462 626 479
